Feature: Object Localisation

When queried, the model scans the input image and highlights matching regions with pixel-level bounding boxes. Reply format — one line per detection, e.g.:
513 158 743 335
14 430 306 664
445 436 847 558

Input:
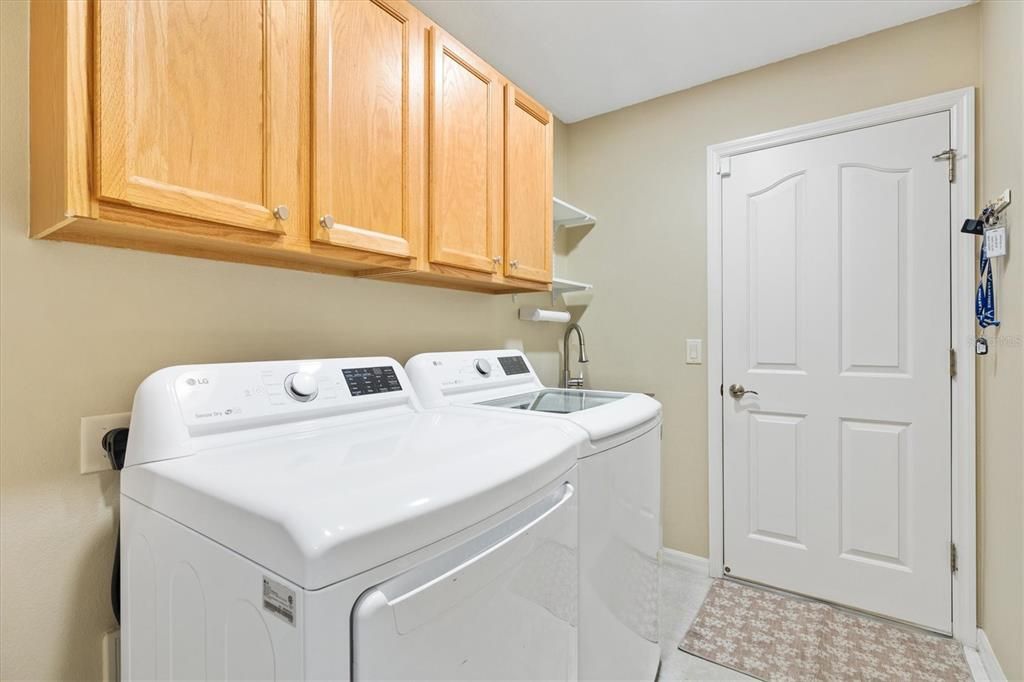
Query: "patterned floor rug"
679 579 972 681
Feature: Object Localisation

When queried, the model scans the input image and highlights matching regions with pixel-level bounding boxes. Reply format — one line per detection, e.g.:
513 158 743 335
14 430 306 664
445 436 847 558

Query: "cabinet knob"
273 205 289 221
492 256 503 265
320 215 335 229
510 259 519 269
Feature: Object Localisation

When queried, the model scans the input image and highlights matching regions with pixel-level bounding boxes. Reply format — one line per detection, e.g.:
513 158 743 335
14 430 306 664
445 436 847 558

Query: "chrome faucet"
562 323 589 389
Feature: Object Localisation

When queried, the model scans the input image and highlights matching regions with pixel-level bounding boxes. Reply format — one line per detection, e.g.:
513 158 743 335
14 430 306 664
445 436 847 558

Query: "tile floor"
657 558 989 681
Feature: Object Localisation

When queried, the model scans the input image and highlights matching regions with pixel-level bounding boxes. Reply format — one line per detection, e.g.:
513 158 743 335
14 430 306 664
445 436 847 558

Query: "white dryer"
120 357 583 681
406 350 663 682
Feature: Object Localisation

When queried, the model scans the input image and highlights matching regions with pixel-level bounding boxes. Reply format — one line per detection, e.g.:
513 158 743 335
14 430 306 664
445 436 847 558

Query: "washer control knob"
285 372 318 402
474 359 492 377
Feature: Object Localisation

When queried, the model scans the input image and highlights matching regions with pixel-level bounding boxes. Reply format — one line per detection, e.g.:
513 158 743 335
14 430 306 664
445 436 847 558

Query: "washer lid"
121 409 580 590
478 388 659 442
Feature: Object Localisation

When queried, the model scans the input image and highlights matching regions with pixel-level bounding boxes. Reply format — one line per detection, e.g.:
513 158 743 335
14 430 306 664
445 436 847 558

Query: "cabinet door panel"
428 28 502 274
504 86 552 283
96 0 301 233
311 0 423 258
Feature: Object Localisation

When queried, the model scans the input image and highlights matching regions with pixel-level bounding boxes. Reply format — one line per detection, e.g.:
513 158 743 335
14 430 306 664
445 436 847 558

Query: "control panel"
169 358 411 431
497 355 529 376
343 366 403 396
404 350 544 407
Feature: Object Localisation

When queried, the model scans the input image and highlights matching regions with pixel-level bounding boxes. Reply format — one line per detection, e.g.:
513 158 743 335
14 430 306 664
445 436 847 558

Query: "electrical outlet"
686 339 703 365
80 412 130 474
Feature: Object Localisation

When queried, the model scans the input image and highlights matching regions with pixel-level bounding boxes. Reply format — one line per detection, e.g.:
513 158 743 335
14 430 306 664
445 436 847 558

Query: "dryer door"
352 477 578 681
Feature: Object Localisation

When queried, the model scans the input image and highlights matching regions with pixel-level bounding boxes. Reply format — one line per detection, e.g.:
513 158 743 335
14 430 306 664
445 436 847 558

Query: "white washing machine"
120 357 583 681
406 350 663 682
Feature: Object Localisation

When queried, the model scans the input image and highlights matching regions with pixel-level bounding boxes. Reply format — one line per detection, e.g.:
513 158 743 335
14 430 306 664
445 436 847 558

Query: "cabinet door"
428 28 503 274
503 86 553 283
95 0 304 233
311 0 424 258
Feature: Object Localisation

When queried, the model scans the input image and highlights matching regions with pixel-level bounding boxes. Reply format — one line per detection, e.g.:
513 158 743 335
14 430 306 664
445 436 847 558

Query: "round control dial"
284 372 319 402
474 359 492 377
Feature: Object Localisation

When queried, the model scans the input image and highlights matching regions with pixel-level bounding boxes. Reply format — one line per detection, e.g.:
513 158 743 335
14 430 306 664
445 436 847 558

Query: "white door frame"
705 88 976 645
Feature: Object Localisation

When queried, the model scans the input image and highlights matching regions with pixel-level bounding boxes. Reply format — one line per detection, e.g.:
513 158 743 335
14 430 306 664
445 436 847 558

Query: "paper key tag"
976 337 989 355
985 226 1007 258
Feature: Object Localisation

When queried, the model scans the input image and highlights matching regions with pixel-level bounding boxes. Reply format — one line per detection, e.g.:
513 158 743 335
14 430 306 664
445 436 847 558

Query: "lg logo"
186 377 210 386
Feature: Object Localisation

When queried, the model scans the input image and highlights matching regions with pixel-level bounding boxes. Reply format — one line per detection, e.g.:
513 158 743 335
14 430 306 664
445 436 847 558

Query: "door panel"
428 28 502 274
311 0 423 258
840 166 909 373
748 173 804 371
504 86 553 283
96 0 302 233
839 418 909 565
748 412 804 546
721 113 952 632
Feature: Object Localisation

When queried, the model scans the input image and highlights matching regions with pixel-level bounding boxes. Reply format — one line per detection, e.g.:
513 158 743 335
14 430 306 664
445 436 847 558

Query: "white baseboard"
661 547 710 575
976 628 1007 681
964 644 989 681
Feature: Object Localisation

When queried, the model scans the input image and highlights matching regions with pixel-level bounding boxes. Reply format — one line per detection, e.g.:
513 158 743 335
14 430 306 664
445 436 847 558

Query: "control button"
284 372 318 402
474 359 492 377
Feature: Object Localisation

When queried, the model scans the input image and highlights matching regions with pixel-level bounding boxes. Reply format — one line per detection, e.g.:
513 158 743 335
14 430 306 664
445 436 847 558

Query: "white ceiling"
411 0 974 123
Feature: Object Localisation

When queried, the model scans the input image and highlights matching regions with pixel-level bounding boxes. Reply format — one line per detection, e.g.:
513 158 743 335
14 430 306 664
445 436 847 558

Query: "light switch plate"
80 412 130 474
686 339 703 365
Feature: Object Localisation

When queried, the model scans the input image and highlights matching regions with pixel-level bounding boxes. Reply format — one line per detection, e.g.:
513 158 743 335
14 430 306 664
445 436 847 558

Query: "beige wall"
564 4 981 557
977 0 1024 678
0 2 570 678
564 2 1024 675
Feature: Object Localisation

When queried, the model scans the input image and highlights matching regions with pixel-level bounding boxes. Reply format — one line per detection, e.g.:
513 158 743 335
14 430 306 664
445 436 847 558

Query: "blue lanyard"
977 238 1000 328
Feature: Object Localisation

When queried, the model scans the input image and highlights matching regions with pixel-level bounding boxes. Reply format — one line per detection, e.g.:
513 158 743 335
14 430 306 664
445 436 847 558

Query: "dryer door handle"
360 481 575 634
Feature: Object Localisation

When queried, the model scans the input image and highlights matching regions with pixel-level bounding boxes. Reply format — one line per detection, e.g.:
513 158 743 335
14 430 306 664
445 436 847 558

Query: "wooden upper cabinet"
503 85 553 284
311 0 424 259
94 0 304 233
33 0 553 291
428 27 503 274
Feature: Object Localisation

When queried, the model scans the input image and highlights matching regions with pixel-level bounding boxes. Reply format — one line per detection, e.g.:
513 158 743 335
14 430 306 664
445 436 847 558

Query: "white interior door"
721 112 953 633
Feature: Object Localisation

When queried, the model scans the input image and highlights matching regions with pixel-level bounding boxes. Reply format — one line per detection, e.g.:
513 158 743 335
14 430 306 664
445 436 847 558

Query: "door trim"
705 87 976 645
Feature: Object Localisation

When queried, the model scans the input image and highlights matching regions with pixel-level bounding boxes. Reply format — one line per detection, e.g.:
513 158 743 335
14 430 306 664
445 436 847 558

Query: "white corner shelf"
553 197 596 230
551 277 592 305
551 198 596 305
552 277 592 295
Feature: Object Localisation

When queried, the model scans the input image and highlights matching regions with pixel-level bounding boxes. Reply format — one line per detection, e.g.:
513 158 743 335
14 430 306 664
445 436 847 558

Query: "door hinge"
933 148 956 183
950 348 957 378
717 157 731 177
950 542 958 573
